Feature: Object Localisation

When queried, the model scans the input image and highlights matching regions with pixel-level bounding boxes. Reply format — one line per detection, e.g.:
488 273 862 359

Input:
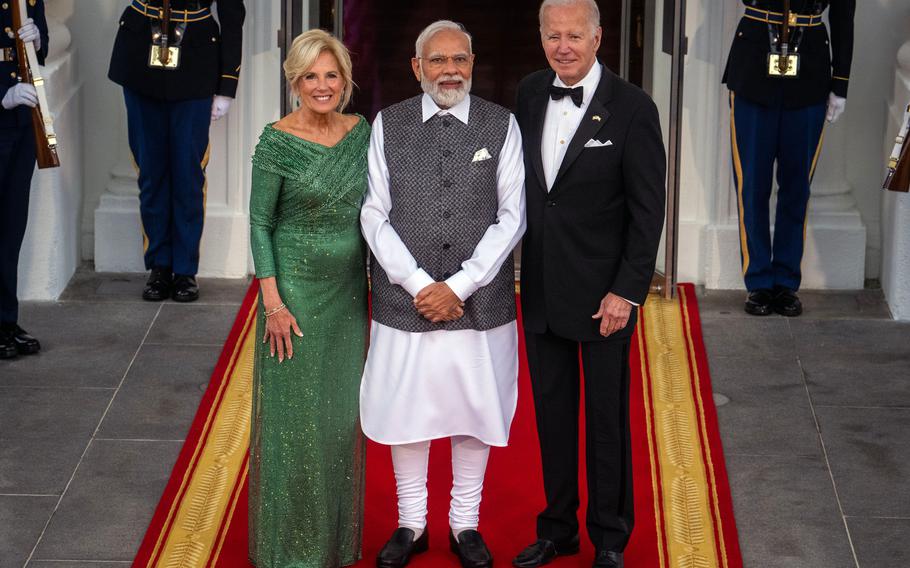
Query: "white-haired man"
360 19 526 568
513 1 666 567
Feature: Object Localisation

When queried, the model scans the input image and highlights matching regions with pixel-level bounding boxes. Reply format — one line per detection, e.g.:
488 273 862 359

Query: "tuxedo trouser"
525 327 633 552
123 87 212 276
729 91 827 292
391 436 491 531
0 123 36 327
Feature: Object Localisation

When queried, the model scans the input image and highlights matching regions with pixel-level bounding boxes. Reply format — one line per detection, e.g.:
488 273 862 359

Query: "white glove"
17 18 40 51
826 92 846 124
211 95 232 121
2 83 38 110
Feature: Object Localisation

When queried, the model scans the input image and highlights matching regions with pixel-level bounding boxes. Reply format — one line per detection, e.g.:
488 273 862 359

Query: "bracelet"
264 303 287 318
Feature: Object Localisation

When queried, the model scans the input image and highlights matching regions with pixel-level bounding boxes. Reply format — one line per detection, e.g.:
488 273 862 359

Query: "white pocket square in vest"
584 138 613 148
472 147 493 162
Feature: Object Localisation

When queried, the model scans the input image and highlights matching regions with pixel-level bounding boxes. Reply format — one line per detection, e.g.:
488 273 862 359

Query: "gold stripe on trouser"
128 151 150 254
729 93 750 276
197 143 211 261
804 124 826 253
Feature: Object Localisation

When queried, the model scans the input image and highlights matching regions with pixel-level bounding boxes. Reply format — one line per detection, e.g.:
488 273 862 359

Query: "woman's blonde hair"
283 29 355 111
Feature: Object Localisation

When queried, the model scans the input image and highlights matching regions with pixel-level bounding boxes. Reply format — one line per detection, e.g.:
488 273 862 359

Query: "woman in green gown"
248 29 370 568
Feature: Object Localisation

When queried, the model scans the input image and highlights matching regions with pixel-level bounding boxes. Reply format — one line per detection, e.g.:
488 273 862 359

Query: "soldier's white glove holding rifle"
2 84 37 110
17 18 41 51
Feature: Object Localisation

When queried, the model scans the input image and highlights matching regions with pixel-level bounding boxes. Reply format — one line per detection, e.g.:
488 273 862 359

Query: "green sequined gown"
248 117 370 568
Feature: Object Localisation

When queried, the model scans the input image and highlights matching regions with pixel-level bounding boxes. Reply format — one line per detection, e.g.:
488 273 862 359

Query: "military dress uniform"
0 0 48 358
108 0 245 301
723 0 855 315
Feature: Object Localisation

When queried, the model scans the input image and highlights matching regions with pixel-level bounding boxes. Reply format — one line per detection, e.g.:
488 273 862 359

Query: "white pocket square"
584 138 613 148
472 148 492 162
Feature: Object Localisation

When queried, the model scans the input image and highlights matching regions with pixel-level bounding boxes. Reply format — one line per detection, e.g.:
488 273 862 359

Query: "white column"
881 41 910 320
18 1 84 300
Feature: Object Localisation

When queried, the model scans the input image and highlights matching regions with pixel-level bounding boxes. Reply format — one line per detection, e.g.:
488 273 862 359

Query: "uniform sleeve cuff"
831 77 849 99
617 295 639 307
217 77 239 98
402 269 435 298
445 271 478 302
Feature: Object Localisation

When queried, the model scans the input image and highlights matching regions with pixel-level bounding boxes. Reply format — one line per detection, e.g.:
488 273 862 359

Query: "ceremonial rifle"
11 0 59 169
158 0 171 65
884 104 910 193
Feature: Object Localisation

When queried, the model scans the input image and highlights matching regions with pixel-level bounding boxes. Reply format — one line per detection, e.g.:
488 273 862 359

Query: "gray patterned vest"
370 94 516 333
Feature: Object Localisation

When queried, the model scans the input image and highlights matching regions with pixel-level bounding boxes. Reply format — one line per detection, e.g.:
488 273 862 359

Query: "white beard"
421 72 472 109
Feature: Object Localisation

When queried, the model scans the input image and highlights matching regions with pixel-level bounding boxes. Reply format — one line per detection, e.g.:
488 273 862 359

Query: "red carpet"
133 283 742 568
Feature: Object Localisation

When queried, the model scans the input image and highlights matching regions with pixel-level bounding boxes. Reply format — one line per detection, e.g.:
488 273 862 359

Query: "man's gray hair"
415 20 473 58
539 0 601 33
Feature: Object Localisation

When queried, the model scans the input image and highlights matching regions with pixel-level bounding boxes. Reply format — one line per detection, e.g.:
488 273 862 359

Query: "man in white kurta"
360 19 525 568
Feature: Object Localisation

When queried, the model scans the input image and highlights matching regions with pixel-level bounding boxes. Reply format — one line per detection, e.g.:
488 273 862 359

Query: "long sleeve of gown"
249 165 283 278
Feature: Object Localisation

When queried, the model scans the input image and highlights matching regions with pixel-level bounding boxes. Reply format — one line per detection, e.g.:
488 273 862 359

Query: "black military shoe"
450 530 493 568
143 267 172 302
377 527 428 568
0 329 17 359
773 286 803 317
9 326 40 355
744 288 774 316
172 275 200 303
513 536 580 567
593 550 623 567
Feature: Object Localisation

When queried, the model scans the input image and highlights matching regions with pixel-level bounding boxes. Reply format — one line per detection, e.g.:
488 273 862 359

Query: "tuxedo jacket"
108 0 245 101
0 0 49 129
723 0 855 108
515 66 666 342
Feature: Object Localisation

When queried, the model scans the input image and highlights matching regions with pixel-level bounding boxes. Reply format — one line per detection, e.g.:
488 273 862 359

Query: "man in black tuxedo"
512 1 665 567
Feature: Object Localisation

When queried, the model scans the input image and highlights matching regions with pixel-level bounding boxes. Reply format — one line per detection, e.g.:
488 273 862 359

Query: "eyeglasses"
419 55 472 70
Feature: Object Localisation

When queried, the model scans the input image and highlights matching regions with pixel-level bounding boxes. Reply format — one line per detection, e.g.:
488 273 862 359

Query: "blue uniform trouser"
729 92 826 292
123 87 211 276
0 123 36 326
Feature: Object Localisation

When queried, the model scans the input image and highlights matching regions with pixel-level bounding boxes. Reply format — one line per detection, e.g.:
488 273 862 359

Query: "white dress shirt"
541 61 602 191
540 63 638 307
359 93 527 446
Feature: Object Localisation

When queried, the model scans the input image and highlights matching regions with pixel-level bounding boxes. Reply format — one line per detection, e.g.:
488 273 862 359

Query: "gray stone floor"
1 272 909 567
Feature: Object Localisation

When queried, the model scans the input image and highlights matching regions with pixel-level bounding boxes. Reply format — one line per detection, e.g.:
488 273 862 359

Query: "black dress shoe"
9 326 40 355
513 536 580 567
143 267 172 302
377 527 428 568
449 530 493 568
172 275 199 303
593 550 623 568
744 288 773 316
0 329 17 359
773 286 803 317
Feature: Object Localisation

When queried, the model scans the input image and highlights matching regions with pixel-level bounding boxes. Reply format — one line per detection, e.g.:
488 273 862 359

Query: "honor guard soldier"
108 0 245 302
0 0 48 359
724 0 855 316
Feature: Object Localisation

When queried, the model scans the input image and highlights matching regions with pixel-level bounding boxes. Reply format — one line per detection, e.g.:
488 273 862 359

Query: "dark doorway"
325 0 637 120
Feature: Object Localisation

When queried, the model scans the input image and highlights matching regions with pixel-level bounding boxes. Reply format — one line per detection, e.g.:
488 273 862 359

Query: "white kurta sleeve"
445 114 527 301
361 112 435 298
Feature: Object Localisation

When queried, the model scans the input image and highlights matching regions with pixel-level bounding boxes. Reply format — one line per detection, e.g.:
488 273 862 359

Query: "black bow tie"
548 85 583 107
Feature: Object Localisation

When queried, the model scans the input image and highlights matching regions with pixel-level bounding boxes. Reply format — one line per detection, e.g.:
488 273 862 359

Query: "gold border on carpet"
149 306 257 568
641 290 725 568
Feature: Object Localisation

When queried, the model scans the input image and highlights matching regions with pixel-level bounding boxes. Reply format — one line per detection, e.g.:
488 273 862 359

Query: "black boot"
9 325 40 355
143 267 173 301
744 288 773 316
172 275 199 303
773 286 803 317
0 328 17 359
